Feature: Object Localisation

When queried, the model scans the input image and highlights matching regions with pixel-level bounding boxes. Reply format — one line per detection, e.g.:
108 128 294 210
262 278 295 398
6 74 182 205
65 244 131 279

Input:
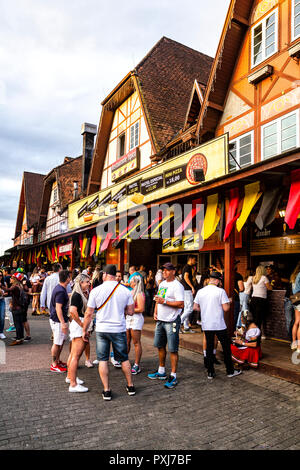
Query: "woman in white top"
245 266 272 331
126 275 145 375
231 311 262 368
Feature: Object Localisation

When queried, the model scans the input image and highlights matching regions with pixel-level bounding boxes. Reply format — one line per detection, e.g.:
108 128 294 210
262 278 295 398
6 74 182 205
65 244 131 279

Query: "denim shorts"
96 331 128 362
153 316 181 353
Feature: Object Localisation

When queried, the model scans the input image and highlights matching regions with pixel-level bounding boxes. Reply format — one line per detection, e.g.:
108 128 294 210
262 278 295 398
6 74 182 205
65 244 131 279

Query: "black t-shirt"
50 284 69 323
234 272 244 301
181 265 194 291
70 292 84 318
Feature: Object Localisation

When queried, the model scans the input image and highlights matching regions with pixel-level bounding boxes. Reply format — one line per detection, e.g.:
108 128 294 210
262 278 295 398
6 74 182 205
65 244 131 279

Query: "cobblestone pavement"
0 315 299 450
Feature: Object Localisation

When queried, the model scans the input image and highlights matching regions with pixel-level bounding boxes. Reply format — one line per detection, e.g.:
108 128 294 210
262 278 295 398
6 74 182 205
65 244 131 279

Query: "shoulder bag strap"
96 282 121 313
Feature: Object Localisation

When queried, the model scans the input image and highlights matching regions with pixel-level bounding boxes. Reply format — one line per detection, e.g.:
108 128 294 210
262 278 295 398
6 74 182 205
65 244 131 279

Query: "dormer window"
53 186 58 203
130 121 139 150
251 10 278 68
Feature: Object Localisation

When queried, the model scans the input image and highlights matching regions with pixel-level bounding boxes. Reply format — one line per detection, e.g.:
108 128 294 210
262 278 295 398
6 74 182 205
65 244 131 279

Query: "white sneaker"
93 359 99 365
0 333 6 339
85 360 94 368
227 370 242 378
69 384 88 393
65 377 84 385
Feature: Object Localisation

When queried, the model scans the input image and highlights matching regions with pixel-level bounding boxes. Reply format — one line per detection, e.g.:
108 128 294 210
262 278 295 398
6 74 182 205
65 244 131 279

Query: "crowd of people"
0 258 299 399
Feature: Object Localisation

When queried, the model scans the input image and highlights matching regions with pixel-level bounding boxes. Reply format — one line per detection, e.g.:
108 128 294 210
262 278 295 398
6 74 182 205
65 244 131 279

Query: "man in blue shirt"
49 270 71 373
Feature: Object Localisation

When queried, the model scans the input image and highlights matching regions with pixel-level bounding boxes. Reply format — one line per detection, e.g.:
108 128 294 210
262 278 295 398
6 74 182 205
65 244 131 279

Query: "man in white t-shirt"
147 263 184 389
193 271 242 380
82 265 135 401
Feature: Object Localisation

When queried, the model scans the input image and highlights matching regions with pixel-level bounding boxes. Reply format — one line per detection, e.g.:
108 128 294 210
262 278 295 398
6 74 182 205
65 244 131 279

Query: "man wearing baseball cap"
148 262 184 389
193 271 242 379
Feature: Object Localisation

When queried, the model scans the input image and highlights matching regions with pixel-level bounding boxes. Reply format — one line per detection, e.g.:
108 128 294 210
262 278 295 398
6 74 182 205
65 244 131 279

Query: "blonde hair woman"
126 275 145 375
245 266 272 332
290 261 300 352
66 274 91 392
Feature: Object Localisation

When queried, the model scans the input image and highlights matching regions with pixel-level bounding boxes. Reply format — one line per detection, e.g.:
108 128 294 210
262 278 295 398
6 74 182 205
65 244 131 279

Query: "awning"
175 202 203 237
236 182 261 232
285 168 300 229
139 213 162 239
223 188 240 241
255 182 282 230
100 232 113 253
201 194 220 240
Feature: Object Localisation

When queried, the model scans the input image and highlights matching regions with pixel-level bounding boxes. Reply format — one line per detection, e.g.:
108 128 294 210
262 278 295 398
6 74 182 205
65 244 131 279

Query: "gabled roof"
39 156 82 227
184 80 205 129
135 37 213 150
14 172 45 238
87 37 213 195
196 0 253 140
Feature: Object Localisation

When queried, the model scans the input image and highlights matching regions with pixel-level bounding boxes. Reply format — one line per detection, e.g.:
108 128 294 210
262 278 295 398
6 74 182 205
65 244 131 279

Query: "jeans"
204 329 234 375
96 331 128 362
0 299 5 334
154 316 181 353
234 300 240 329
284 298 294 341
181 291 194 329
12 309 24 340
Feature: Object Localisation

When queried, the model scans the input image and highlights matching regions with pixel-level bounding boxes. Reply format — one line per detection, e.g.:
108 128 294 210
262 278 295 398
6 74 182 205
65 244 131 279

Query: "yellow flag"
95 236 102 256
82 236 87 258
236 182 262 232
201 194 220 240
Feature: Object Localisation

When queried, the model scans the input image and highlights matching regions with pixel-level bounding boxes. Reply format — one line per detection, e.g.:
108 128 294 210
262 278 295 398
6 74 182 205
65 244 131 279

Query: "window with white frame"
262 110 299 160
292 0 300 40
251 10 278 68
117 132 126 158
130 121 139 150
229 132 254 171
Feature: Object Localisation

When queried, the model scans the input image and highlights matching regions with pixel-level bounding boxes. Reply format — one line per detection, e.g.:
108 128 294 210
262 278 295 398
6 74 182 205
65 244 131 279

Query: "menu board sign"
111 147 140 182
250 235 300 255
68 134 228 229
162 234 200 252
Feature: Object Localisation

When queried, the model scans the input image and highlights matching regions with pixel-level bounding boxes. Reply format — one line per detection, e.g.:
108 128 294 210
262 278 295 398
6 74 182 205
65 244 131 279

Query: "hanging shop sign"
250 235 300 256
68 134 229 230
111 147 140 182
58 242 73 257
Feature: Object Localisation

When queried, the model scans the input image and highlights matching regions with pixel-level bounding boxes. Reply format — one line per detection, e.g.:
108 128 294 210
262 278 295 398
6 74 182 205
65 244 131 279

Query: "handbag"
290 292 300 306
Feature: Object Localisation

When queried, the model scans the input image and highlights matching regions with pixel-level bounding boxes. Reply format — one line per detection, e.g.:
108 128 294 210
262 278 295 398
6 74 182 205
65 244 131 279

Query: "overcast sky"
0 0 231 255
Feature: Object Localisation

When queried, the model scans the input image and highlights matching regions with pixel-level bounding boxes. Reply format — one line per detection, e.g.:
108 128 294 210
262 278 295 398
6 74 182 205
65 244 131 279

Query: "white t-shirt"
246 275 269 299
194 284 229 331
156 279 184 322
87 281 134 333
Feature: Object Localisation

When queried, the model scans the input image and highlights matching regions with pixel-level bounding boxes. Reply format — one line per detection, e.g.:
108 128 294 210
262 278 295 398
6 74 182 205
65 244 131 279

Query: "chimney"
81 123 97 193
73 180 79 200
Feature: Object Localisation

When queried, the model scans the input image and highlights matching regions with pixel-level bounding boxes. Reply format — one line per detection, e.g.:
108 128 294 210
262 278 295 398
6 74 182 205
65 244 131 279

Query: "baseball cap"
209 271 223 281
13 273 23 281
162 262 176 271
103 265 117 276
17 267 24 273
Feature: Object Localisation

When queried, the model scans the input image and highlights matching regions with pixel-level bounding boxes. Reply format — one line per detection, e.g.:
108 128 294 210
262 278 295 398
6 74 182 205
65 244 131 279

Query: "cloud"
0 0 231 255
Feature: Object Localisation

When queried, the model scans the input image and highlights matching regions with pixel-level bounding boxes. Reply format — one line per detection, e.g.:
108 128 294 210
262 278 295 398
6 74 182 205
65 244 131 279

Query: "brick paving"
0 315 299 450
